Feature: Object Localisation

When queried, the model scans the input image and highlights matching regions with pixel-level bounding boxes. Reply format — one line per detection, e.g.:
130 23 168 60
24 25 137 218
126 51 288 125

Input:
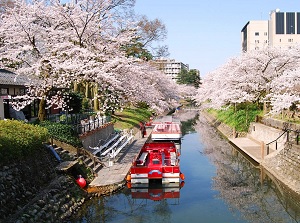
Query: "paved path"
89 128 151 187
229 137 274 163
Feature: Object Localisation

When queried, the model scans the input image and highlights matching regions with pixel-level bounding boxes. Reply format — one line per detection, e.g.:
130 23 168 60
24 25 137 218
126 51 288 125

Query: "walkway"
229 137 274 163
89 128 151 187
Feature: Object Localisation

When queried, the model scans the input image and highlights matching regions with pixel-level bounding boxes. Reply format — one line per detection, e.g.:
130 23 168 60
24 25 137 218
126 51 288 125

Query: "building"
0 69 38 120
152 58 189 80
269 11 300 48
241 10 300 52
241 21 269 52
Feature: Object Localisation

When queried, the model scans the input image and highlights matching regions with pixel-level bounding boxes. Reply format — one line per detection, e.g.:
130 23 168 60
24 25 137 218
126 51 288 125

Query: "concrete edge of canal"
200 111 300 195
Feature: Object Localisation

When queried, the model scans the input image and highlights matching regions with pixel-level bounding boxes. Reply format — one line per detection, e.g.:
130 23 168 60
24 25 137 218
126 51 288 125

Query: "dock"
88 128 151 188
229 137 274 164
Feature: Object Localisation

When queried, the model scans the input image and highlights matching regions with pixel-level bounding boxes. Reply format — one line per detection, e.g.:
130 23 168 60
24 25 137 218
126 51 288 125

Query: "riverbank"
201 110 300 195
0 147 88 223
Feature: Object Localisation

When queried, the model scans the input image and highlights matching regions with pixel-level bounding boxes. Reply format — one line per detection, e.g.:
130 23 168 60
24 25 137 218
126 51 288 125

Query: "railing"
74 116 111 134
266 128 299 155
77 147 106 176
47 113 111 134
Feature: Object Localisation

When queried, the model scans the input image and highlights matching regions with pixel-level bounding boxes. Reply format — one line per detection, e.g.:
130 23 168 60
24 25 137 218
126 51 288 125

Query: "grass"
112 107 153 131
208 104 263 132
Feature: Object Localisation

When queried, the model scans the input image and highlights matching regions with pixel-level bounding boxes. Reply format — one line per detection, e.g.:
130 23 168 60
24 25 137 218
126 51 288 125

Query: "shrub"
0 120 48 164
39 121 82 147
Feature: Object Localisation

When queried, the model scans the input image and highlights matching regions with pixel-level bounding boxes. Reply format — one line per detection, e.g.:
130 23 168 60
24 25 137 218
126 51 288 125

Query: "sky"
134 0 300 76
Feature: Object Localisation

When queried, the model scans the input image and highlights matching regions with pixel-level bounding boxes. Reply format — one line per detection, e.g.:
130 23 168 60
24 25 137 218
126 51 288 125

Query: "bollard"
261 141 264 160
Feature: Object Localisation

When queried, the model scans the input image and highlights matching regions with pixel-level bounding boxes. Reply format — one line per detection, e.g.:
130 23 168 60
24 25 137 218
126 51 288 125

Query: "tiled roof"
0 69 28 86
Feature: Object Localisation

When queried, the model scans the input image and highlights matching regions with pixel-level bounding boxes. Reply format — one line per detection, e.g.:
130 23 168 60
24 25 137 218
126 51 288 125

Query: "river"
69 112 300 223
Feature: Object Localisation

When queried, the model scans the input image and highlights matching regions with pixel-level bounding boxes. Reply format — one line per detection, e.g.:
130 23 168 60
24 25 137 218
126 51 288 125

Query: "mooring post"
261 141 264 160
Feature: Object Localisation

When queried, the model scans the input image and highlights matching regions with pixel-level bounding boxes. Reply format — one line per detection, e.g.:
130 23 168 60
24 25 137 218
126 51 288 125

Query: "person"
139 121 145 138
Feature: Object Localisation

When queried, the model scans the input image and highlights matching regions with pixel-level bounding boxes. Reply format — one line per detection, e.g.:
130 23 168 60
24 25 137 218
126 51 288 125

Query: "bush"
0 120 48 164
211 103 262 132
39 121 82 147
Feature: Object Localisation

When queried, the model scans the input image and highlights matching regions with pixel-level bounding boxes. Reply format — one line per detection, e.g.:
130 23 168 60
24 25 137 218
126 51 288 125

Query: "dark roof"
0 69 29 86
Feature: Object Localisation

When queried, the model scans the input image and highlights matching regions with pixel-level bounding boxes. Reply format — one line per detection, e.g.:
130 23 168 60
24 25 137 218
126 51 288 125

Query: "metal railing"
266 128 299 155
47 113 111 134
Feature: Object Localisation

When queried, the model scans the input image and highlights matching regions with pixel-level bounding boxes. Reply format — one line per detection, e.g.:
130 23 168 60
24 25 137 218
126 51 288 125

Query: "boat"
127 141 185 185
151 115 182 141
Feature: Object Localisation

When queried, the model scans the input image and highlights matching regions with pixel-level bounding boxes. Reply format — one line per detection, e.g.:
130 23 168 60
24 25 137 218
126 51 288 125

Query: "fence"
47 112 111 134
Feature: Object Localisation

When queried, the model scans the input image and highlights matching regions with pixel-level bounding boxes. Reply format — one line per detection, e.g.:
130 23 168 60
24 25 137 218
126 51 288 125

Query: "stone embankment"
201 111 300 195
0 146 87 223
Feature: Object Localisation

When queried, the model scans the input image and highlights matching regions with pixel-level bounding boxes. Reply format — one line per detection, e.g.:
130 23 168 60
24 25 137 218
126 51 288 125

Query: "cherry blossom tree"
195 46 300 114
0 0 182 119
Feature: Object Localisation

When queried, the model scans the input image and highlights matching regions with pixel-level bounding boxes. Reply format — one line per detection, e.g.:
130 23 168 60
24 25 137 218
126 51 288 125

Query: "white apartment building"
241 21 269 52
241 10 300 52
152 58 189 80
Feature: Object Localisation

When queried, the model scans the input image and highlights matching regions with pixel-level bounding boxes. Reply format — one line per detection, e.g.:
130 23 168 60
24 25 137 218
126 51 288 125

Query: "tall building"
241 10 300 52
269 11 300 48
241 21 269 52
152 58 189 80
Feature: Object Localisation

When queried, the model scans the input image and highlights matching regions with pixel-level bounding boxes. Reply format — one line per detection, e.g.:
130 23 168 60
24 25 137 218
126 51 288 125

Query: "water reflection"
196 114 300 223
130 182 184 202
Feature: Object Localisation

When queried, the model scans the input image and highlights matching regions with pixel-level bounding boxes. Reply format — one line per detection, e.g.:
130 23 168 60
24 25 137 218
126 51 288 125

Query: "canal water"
69 114 300 223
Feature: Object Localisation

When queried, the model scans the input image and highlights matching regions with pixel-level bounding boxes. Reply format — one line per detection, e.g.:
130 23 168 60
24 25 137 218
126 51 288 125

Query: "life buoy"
76 175 86 188
126 174 131 182
180 172 185 181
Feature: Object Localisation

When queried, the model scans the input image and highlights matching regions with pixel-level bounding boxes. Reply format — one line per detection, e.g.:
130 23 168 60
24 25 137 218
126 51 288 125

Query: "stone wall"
0 146 87 223
262 143 300 194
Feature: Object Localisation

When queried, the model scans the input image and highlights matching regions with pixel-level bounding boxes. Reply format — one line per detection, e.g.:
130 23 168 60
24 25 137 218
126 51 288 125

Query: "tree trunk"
93 84 99 111
38 98 46 121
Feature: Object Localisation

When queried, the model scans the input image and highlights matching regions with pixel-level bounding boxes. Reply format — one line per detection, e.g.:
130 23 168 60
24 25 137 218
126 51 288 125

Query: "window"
1 88 8 95
297 13 300 34
286 12 295 34
264 32 268 36
276 12 284 34
255 32 259 36
288 39 293 42
153 159 160 164
255 40 260 43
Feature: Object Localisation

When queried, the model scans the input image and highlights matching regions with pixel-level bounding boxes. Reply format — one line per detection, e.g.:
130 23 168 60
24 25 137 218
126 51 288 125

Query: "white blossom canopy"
0 0 183 113
195 46 300 114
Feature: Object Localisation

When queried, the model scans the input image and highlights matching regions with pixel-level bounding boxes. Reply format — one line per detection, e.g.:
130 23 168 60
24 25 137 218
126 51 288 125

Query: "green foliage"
123 41 153 61
210 103 263 132
136 101 150 109
0 120 48 164
176 69 201 88
39 121 82 147
82 97 90 110
112 107 153 130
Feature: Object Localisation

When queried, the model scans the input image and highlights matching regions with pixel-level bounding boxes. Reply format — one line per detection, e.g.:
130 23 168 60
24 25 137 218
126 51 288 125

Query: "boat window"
153 159 160 164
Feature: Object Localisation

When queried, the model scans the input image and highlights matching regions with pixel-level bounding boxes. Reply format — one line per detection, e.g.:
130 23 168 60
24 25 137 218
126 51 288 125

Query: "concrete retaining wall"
249 122 287 151
79 123 114 149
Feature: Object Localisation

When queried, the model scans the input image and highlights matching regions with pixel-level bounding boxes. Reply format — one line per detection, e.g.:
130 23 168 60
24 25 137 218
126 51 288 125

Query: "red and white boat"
151 116 182 141
127 141 184 185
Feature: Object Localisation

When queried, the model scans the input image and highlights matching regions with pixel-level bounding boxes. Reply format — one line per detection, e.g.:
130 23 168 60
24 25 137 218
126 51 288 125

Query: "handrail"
266 129 288 146
77 147 106 176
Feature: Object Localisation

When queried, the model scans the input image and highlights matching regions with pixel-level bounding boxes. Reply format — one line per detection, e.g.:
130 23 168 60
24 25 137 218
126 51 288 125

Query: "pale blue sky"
134 1 300 76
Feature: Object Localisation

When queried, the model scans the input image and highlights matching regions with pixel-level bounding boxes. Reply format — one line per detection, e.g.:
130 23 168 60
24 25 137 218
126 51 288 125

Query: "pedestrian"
139 121 145 138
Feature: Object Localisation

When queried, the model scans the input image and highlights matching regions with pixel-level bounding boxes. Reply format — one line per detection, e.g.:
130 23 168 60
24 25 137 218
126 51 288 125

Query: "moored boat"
127 141 185 185
151 115 182 141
